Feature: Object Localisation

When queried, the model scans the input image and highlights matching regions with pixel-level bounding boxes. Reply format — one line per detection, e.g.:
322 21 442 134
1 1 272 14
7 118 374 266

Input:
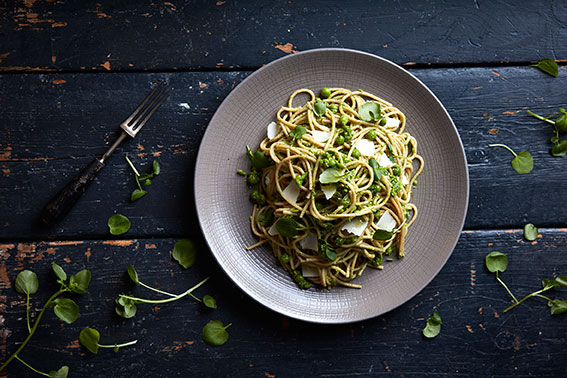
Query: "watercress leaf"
69 270 91 294
549 299 567 315
52 263 67 282
250 151 270 170
48 366 69 378
53 298 79 324
108 214 131 235
319 167 344 184
257 208 274 227
358 102 381 122
172 239 197 269
524 223 538 241
127 265 140 284
79 327 101 354
115 296 137 319
554 275 567 288
511 151 533 174
202 320 231 346
368 158 386 182
203 295 217 309
319 242 337 261
153 160 160 175
422 312 442 338
313 102 327 117
137 173 153 181
550 136 559 144
289 125 307 142
144 179 152 186
275 217 299 238
554 114 567 133
551 139 567 157
15 270 39 295
531 58 559 77
485 251 508 273
131 189 147 201
373 229 393 241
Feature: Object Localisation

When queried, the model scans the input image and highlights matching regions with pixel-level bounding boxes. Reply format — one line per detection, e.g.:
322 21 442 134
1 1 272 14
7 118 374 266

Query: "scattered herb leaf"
319 167 344 184
48 366 69 378
172 239 197 269
107 214 131 235
53 298 79 324
422 312 442 338
202 320 231 346
524 223 538 241
68 270 91 294
131 189 147 201
203 295 217 309
373 229 393 241
15 270 39 296
79 327 137 355
289 125 307 145
359 102 381 122
485 251 508 273
275 217 299 238
153 160 160 175
52 263 67 282
313 101 327 117
488 144 533 174
530 58 559 77
246 145 270 170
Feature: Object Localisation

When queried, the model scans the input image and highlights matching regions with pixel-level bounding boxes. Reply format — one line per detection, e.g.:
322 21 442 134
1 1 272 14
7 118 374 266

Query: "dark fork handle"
41 158 104 225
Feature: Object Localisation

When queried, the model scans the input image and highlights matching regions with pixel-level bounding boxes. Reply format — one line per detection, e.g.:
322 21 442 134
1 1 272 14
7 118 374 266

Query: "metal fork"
41 84 171 225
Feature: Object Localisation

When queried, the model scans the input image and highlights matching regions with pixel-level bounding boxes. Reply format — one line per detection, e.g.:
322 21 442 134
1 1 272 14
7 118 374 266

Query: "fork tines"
121 84 171 137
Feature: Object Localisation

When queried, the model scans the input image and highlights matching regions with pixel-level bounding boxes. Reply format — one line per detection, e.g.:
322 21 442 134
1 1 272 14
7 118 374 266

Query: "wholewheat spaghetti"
244 88 423 289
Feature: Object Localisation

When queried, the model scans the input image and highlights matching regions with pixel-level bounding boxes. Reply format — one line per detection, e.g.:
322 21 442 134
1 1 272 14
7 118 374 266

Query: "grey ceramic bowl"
195 48 468 324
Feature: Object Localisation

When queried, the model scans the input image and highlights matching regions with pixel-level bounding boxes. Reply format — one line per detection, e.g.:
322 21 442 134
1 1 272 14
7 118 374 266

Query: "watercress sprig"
530 58 559 77
0 264 91 377
115 267 212 318
79 327 138 354
488 144 533 174
526 108 567 157
125 156 161 201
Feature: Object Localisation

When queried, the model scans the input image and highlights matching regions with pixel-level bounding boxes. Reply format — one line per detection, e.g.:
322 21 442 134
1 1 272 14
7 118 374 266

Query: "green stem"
534 293 552 301
119 277 209 304
488 144 517 157
139 281 177 297
504 288 546 313
125 156 141 177
0 289 66 371
526 110 557 125
496 274 519 303
98 340 138 349
14 355 50 377
26 294 31 334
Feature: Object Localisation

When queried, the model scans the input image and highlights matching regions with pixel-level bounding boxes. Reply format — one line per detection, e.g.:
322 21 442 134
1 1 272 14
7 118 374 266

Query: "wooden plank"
1 67 566 239
0 0 566 72
0 229 566 377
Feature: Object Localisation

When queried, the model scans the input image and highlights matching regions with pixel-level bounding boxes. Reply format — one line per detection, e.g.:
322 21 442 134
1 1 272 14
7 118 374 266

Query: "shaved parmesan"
401 174 409 185
282 180 301 205
301 264 319 278
312 130 330 143
267 121 279 139
321 184 337 200
377 153 394 168
385 117 400 128
355 139 375 157
299 233 318 250
268 223 279 236
264 173 271 186
376 211 397 232
341 217 368 236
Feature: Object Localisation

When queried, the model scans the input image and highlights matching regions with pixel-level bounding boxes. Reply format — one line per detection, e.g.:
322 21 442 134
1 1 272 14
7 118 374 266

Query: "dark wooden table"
1 1 567 377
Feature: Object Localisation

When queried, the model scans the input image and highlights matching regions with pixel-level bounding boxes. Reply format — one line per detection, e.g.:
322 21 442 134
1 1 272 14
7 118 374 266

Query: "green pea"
335 237 346 246
339 115 349 126
335 135 345 145
367 130 377 141
328 104 338 113
247 172 260 185
369 183 381 194
351 149 361 159
321 87 332 98
341 197 351 207
392 165 401 176
279 253 290 264
237 169 247 176
380 118 387 126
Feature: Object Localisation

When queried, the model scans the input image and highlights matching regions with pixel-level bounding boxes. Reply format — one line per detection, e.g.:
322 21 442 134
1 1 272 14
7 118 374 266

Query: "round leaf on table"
422 312 442 338
15 270 39 295
203 295 217 309
52 263 67 282
524 223 538 241
172 239 197 269
115 296 137 319
53 298 79 324
511 151 533 174
485 251 508 273
128 265 140 284
202 320 230 346
79 327 101 354
48 366 69 378
69 270 91 294
108 214 131 235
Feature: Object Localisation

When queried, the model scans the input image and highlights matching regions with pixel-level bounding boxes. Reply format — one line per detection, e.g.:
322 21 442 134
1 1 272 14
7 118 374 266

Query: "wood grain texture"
0 230 566 378
0 0 566 72
1 67 566 239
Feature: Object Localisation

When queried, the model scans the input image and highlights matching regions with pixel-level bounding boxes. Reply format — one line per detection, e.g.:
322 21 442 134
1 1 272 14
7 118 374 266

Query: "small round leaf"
275 218 299 238
69 270 91 294
172 239 197 269
127 265 139 284
153 160 161 175
485 251 508 273
203 295 217 309
511 151 533 174
48 366 69 378
130 189 147 202
108 214 131 235
15 270 39 295
52 263 67 282
202 320 230 346
79 327 101 354
53 298 79 324
523 223 538 241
